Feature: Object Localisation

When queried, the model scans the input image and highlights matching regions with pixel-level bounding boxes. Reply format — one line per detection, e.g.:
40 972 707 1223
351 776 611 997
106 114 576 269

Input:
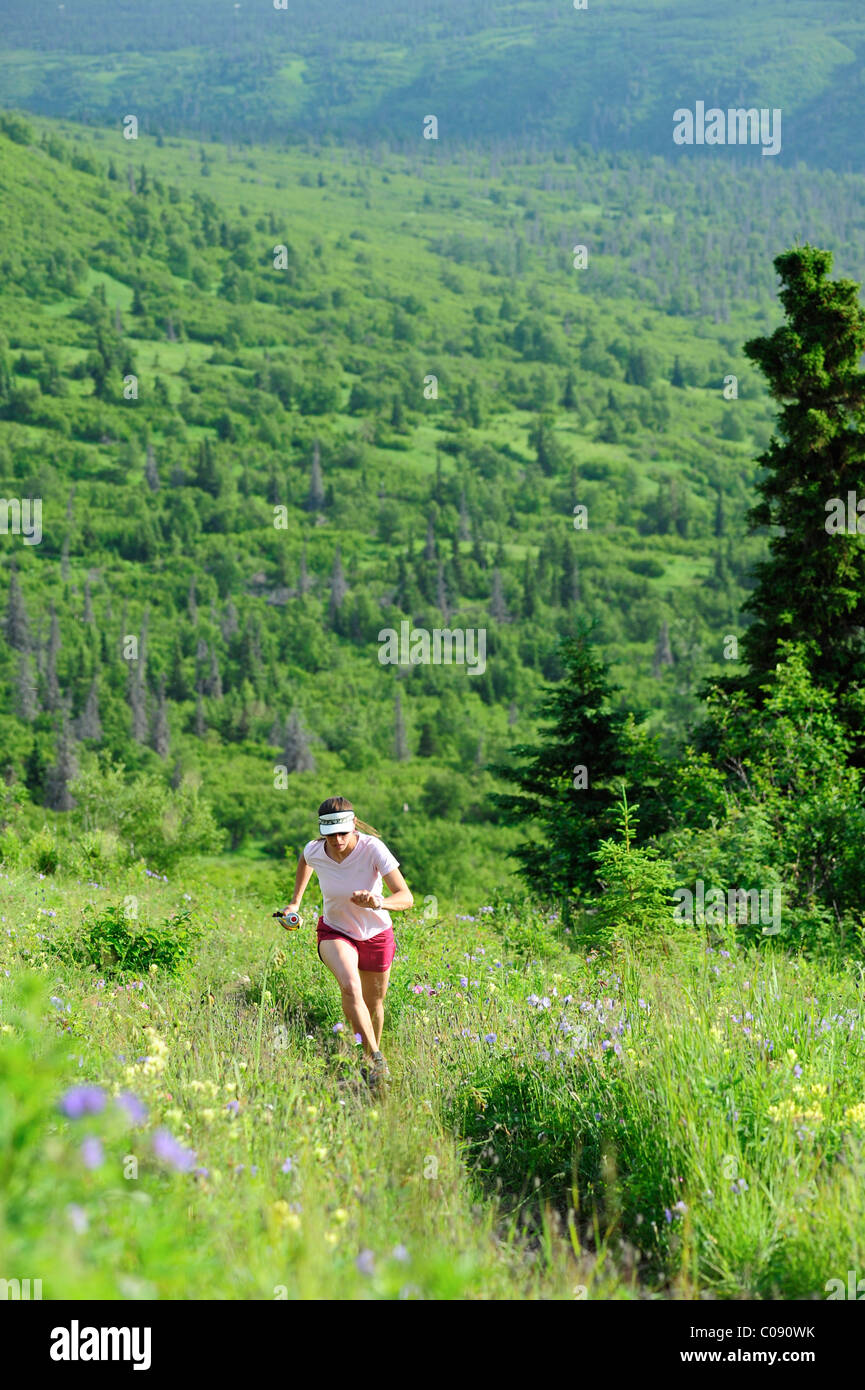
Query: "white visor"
319 811 356 836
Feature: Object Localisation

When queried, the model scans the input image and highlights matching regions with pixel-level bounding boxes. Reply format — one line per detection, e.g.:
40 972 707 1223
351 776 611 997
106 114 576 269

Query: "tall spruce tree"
152 676 171 758
76 678 102 741
4 563 30 651
281 709 316 774
735 246 865 711
45 603 61 712
144 441 160 492
14 652 39 722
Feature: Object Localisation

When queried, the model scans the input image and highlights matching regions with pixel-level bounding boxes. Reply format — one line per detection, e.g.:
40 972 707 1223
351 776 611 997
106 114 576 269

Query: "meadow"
3 837 864 1301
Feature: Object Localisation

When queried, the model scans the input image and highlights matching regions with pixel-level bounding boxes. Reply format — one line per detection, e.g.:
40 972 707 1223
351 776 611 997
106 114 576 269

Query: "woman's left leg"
359 967 390 1052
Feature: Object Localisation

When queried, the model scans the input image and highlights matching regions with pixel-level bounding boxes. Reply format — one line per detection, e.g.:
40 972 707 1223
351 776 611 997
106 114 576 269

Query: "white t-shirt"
303 833 400 940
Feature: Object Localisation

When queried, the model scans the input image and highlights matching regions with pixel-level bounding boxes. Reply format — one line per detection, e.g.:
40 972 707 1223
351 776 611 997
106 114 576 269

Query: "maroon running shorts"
316 917 396 972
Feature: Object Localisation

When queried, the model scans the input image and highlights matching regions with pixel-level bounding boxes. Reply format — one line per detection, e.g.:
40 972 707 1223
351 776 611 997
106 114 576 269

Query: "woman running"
279 796 413 1089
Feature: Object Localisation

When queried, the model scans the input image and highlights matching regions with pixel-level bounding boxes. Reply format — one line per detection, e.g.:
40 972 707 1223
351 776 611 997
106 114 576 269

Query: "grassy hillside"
3 854 865 1298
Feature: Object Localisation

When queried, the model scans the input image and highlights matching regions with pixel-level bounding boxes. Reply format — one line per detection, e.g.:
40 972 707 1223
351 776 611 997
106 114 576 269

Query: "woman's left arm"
351 868 414 911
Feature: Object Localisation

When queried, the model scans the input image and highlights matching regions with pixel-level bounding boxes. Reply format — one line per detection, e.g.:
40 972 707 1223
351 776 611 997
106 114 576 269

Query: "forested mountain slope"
2 108 865 895
0 1 863 168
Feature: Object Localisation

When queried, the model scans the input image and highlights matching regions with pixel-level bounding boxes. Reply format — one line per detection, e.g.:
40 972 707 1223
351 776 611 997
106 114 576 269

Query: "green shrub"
27 826 60 875
71 829 124 876
71 757 223 871
590 786 677 947
82 902 204 979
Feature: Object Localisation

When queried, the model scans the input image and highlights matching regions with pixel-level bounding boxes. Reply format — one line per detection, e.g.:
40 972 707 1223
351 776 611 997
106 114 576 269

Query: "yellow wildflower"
271 1200 301 1231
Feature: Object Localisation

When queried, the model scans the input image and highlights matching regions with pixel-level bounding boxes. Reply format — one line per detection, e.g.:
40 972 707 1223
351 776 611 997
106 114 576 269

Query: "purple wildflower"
66 1204 88 1234
81 1136 104 1170
115 1092 148 1124
60 1085 106 1119
152 1129 197 1173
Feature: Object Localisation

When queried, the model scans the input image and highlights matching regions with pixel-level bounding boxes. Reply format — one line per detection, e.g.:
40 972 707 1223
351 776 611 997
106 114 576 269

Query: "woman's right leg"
318 937 379 1057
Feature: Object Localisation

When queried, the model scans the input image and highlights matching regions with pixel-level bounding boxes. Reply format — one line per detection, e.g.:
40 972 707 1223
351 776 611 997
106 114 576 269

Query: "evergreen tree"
221 598 240 639
152 676 170 758
491 627 667 904
561 537 580 606
652 621 674 677
0 333 13 409
76 678 102 740
522 554 538 619
307 440 325 512
4 563 30 652
45 603 61 712
14 652 39 722
281 708 316 773
129 665 148 743
418 720 439 757
297 544 312 597
145 441 160 492
450 536 464 593
193 437 222 496
194 688 206 738
394 689 409 761
166 635 190 701
45 712 78 812
207 646 224 700
489 568 508 622
436 562 450 621
24 735 49 801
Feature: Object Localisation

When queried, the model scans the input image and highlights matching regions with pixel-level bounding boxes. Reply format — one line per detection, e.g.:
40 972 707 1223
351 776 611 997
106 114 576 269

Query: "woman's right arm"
284 854 314 914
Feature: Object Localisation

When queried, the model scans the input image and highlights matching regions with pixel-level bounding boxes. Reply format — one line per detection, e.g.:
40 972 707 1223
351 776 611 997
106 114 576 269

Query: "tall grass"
2 860 864 1299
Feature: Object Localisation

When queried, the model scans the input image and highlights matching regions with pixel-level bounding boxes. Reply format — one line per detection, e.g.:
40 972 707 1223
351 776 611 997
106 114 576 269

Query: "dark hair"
316 795 381 840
